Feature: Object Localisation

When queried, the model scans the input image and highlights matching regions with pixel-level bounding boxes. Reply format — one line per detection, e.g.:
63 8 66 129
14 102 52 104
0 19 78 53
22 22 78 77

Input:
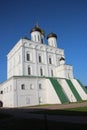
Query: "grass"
22 100 87 109
65 106 87 112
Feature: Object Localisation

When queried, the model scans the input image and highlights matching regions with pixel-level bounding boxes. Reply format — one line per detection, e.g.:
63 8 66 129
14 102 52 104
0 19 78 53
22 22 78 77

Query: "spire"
35 21 39 28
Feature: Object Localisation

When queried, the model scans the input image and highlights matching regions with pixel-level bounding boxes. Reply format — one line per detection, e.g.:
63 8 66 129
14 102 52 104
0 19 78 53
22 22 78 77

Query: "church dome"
47 32 57 39
30 25 45 35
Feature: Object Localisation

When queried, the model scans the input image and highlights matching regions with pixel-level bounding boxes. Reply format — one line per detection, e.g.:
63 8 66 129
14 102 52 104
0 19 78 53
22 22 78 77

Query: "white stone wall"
0 76 87 107
58 79 77 102
13 77 47 107
46 79 61 104
7 38 65 78
56 64 74 79
0 78 14 107
0 84 3 103
71 79 87 100
7 39 23 79
0 76 62 107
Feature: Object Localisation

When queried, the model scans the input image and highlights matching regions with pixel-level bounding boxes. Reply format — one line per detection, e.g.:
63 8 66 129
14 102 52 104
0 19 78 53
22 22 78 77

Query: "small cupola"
59 57 65 61
47 32 57 47
30 24 45 43
59 57 65 65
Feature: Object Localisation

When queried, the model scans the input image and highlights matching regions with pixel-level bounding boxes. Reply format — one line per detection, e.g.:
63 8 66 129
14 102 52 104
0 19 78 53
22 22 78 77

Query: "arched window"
41 38 43 43
39 55 42 63
51 40 53 46
34 35 36 41
28 66 31 75
0 101 3 107
27 52 30 61
21 84 25 90
40 67 43 76
39 83 42 89
49 56 52 64
38 35 40 41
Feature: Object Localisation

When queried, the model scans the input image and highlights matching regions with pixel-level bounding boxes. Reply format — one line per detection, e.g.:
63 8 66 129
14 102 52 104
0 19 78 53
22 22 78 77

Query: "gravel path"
27 101 87 110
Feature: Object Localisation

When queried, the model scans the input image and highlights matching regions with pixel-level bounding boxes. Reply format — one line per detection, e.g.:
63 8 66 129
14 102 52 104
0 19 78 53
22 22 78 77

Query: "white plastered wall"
71 79 87 100
46 79 61 104
58 79 77 102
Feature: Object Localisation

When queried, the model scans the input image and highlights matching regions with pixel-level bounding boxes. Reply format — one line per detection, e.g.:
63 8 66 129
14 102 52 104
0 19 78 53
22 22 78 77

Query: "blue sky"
0 0 87 86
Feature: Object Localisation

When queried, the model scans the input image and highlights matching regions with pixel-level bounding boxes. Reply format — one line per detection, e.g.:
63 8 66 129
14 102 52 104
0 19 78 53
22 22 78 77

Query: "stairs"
66 79 82 101
49 78 69 103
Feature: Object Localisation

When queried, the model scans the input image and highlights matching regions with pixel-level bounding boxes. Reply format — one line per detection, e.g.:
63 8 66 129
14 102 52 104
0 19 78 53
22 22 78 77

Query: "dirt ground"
27 101 87 110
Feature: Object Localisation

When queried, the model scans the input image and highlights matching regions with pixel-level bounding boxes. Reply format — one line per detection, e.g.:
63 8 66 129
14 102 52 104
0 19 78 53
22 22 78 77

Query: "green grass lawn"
29 106 87 117
66 106 87 112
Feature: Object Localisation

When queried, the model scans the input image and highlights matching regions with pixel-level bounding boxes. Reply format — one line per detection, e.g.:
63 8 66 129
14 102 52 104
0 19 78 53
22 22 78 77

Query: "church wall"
0 84 3 104
7 37 65 79
56 65 74 79
13 77 47 107
0 78 14 107
7 39 23 79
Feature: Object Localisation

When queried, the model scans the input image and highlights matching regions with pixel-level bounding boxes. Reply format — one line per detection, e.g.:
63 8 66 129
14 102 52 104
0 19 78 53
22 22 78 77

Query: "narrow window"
40 68 43 76
38 35 40 41
39 83 42 89
28 66 31 75
27 53 30 61
34 35 36 41
0 91 3 94
49 57 52 64
39 55 42 63
41 38 43 43
21 84 25 90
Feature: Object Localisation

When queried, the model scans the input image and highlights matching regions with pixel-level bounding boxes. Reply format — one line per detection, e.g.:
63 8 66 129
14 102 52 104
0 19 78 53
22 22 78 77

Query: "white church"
0 24 87 107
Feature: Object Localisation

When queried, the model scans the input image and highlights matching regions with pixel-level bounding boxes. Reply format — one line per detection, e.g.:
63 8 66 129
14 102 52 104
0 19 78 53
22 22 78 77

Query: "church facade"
0 25 87 107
